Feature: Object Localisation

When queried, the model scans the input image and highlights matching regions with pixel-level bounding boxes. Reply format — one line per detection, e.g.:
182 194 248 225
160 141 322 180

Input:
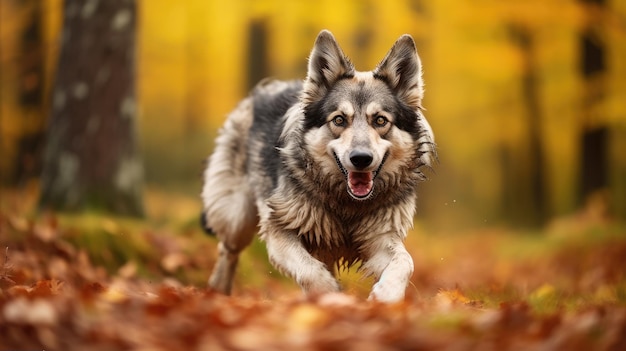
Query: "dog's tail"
200 211 215 236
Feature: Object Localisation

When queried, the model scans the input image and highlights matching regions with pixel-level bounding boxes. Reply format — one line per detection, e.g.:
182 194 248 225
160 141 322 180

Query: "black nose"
349 150 373 169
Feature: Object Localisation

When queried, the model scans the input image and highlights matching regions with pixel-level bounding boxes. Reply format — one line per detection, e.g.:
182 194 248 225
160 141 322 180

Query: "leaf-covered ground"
1 186 625 350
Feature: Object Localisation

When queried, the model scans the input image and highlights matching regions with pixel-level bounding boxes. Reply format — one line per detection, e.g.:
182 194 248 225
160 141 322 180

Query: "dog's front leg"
264 231 340 295
362 235 414 303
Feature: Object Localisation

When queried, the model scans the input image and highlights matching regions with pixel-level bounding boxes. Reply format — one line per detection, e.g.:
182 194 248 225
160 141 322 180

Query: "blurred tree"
13 0 45 185
39 0 144 216
247 20 269 91
184 1 207 135
504 25 548 227
578 0 608 207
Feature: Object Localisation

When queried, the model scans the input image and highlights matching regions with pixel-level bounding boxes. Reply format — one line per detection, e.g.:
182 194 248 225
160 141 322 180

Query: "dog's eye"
374 116 388 127
332 115 345 126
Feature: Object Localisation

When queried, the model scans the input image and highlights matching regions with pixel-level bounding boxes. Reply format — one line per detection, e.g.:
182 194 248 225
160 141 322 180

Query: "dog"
201 30 436 303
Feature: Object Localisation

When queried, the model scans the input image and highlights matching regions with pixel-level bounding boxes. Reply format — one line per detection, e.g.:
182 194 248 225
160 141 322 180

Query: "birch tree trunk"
39 0 144 216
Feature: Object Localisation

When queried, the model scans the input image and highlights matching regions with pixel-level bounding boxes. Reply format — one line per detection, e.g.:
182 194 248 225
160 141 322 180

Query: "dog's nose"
349 150 373 169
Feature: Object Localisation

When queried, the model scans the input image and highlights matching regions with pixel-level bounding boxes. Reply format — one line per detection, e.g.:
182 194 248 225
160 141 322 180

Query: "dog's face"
301 30 434 200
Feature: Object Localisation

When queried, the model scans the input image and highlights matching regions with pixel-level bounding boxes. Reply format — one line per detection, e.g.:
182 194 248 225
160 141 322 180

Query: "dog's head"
300 30 435 201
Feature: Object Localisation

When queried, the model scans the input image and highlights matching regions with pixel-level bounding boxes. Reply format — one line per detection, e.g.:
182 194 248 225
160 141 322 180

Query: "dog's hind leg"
205 198 257 294
201 98 258 295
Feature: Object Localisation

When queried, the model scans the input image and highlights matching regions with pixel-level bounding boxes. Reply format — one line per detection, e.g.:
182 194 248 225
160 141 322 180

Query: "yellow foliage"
1 0 625 224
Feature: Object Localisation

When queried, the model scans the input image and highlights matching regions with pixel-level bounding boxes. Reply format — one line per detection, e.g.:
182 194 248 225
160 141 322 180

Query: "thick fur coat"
201 30 435 302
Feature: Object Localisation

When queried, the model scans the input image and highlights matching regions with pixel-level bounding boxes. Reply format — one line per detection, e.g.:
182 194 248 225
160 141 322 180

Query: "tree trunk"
505 26 548 227
578 0 608 206
247 20 269 91
39 0 144 216
13 0 45 185
580 127 608 199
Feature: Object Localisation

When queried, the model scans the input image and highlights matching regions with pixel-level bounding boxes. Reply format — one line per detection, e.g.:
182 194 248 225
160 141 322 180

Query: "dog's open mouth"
348 171 374 198
334 152 387 200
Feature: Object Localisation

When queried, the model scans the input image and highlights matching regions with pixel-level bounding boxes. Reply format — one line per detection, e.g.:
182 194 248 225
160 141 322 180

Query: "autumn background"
1 0 626 350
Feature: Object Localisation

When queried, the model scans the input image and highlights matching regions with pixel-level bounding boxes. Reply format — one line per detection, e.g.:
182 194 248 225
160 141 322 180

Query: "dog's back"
247 80 302 201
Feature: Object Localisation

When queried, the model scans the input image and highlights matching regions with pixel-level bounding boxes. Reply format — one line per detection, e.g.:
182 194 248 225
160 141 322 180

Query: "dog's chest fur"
264 176 417 268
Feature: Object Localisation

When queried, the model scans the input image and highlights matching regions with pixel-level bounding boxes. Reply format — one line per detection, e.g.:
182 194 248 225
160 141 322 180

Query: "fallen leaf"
288 304 329 332
3 297 57 325
34 223 57 242
161 252 189 272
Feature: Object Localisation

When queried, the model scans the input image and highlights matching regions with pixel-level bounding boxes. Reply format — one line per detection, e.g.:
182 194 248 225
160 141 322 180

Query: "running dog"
201 30 436 302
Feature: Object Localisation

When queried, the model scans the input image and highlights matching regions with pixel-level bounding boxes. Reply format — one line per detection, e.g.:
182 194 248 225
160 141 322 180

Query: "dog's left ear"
374 35 424 109
302 30 355 104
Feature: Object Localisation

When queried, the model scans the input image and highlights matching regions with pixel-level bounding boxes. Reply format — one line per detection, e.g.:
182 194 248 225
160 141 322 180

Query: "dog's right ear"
302 30 355 104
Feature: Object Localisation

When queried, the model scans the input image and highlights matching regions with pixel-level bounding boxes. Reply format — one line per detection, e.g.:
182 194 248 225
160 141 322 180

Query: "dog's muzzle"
333 152 388 200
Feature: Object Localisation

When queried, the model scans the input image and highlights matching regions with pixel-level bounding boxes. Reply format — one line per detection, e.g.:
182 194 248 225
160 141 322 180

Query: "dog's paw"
368 281 406 303
299 272 341 296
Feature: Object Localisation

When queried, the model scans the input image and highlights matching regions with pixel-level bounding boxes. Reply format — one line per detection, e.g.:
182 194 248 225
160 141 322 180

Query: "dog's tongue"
348 171 373 198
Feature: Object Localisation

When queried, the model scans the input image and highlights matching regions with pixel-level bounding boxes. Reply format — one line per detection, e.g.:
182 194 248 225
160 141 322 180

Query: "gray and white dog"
201 30 435 302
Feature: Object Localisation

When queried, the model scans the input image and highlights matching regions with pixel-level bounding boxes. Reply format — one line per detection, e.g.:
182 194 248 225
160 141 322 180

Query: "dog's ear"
302 30 355 103
374 35 424 109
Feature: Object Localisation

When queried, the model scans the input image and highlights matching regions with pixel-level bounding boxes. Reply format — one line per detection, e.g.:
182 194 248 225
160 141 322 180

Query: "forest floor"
1 185 625 350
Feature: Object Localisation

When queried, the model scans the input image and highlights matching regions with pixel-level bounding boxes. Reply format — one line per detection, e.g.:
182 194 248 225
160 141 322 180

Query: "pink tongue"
348 172 373 197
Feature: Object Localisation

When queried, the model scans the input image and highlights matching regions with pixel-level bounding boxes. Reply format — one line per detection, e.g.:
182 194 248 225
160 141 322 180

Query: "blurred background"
1 0 625 230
